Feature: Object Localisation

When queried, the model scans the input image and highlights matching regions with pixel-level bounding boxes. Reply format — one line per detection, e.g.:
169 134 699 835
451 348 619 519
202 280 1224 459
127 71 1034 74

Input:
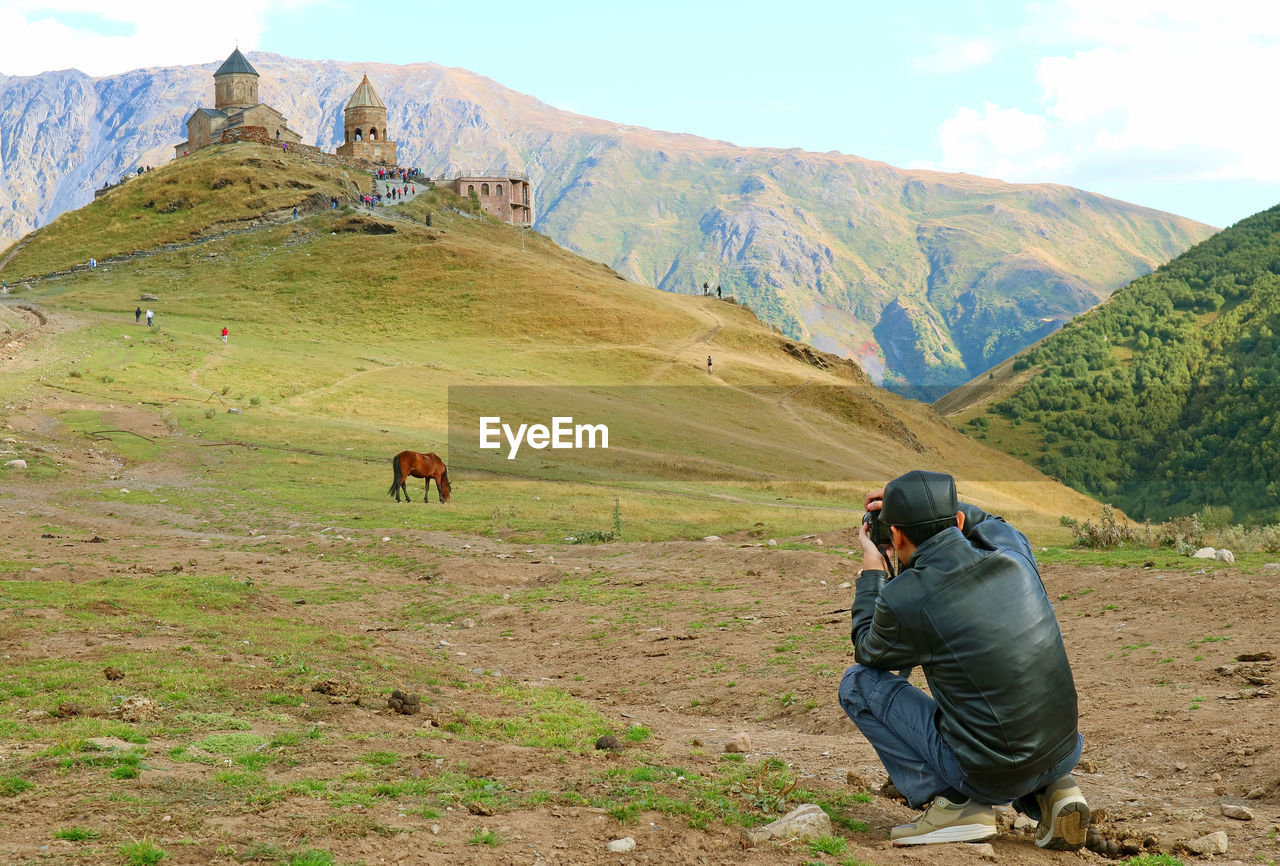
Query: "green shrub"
806 835 846 855
623 725 652 743
0 776 33 797
53 827 100 841
1157 514 1205 554
1062 506 1220 554
468 828 501 846
287 851 336 866
1116 854 1186 866
120 839 167 865
1216 523 1280 553
1198 504 1234 529
564 529 614 544
1062 505 1153 549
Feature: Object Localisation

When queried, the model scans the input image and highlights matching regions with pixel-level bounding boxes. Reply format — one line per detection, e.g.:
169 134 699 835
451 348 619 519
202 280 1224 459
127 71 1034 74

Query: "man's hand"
860 486 890 574
863 488 886 512
857 519 885 573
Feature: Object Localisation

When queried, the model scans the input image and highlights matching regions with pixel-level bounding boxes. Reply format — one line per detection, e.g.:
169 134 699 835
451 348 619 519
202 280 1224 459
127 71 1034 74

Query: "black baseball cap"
879 470 958 528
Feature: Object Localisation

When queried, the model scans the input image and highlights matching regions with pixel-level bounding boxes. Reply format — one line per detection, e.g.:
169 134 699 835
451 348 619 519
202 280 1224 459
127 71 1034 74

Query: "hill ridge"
0 53 1215 397
0 144 1100 538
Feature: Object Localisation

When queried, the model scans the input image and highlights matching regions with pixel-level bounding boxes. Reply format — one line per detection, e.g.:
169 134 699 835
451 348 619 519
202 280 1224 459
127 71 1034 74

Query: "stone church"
335 75 397 165
174 49 303 156
175 49 397 166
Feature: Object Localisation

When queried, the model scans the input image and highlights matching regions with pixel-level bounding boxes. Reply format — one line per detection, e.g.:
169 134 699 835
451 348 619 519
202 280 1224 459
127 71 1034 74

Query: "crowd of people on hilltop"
376 166 423 183
359 166 426 208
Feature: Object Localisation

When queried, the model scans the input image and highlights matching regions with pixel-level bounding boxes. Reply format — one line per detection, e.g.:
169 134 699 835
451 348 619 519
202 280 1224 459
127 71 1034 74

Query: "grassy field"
1 143 1102 545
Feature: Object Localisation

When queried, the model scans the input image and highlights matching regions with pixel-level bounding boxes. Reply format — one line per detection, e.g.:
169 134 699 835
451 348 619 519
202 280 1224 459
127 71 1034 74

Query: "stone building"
335 75 397 165
445 173 533 226
174 49 303 157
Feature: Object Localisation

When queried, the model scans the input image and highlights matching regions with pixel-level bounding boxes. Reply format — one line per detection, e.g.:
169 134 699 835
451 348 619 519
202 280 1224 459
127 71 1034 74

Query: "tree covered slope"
945 203 1280 522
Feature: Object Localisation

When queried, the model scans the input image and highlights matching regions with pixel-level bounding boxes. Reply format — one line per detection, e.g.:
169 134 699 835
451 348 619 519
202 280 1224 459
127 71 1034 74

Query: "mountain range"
0 52 1216 397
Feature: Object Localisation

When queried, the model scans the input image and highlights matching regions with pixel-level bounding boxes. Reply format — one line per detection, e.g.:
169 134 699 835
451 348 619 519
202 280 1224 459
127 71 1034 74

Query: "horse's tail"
388 454 403 497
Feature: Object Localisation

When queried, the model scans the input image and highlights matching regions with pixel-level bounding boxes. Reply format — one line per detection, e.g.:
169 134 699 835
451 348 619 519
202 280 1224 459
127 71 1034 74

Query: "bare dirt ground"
1 316 1279 866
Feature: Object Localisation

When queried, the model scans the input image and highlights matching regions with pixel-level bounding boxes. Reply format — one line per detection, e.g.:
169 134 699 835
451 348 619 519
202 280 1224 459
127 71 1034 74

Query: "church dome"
215 48 259 78
345 75 386 110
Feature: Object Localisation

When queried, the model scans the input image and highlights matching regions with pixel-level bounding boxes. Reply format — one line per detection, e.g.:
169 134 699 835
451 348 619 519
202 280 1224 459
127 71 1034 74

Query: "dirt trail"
642 302 724 384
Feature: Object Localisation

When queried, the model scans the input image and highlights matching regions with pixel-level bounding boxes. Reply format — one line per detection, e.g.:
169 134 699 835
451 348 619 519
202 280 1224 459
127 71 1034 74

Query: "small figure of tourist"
221 326 229 344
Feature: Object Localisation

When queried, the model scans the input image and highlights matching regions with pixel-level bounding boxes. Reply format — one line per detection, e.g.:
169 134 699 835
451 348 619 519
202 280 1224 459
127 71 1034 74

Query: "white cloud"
0 0 318 77
931 1 1280 192
933 103 1060 182
912 37 997 74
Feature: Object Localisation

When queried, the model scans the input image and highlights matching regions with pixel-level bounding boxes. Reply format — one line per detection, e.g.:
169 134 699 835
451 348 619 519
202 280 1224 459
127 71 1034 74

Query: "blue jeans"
838 664 1082 818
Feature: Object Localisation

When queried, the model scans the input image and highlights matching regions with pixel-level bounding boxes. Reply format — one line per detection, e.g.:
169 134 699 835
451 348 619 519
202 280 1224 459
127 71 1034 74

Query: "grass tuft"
120 839 167 865
53 826 100 841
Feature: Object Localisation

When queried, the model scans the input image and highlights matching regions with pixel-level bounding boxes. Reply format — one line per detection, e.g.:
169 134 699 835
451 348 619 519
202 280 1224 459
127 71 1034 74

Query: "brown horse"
388 451 452 503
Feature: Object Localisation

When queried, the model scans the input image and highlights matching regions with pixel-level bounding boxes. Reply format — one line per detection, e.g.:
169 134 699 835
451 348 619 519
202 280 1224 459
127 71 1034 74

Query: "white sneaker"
890 796 997 846
1034 775 1090 850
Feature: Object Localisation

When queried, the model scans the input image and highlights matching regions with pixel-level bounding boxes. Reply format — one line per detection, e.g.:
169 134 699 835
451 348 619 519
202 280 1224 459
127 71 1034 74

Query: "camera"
862 506 893 547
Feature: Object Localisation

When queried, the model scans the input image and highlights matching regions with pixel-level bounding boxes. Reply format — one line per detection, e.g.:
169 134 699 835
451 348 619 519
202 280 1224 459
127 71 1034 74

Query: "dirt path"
642 302 724 384
0 301 76 371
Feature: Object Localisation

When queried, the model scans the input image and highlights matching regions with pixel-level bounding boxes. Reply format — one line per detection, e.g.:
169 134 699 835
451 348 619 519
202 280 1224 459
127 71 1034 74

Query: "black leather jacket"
851 503 1079 788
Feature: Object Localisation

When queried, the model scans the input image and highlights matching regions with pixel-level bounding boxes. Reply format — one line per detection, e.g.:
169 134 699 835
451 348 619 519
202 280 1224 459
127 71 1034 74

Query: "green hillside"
943 203 1280 523
0 142 1099 542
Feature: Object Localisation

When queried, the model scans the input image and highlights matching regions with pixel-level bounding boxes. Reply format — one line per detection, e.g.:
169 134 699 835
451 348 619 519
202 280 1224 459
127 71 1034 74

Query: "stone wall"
217 127 386 173
336 138 397 166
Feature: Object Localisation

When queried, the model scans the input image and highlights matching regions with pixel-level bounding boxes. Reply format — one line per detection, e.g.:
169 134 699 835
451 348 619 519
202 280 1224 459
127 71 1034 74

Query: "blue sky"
2 0 1277 227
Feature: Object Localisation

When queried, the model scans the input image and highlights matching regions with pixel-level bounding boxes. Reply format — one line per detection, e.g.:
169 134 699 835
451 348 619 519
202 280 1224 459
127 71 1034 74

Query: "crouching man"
838 470 1089 848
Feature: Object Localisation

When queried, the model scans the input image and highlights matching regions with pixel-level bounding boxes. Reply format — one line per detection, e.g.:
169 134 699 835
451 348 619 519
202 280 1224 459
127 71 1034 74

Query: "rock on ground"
606 837 636 853
1185 830 1229 855
113 696 159 722
724 732 751 753
743 804 832 845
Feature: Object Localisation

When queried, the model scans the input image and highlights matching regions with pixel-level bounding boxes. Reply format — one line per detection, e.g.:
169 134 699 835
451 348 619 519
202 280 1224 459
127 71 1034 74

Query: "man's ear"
889 525 904 549
956 510 965 532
